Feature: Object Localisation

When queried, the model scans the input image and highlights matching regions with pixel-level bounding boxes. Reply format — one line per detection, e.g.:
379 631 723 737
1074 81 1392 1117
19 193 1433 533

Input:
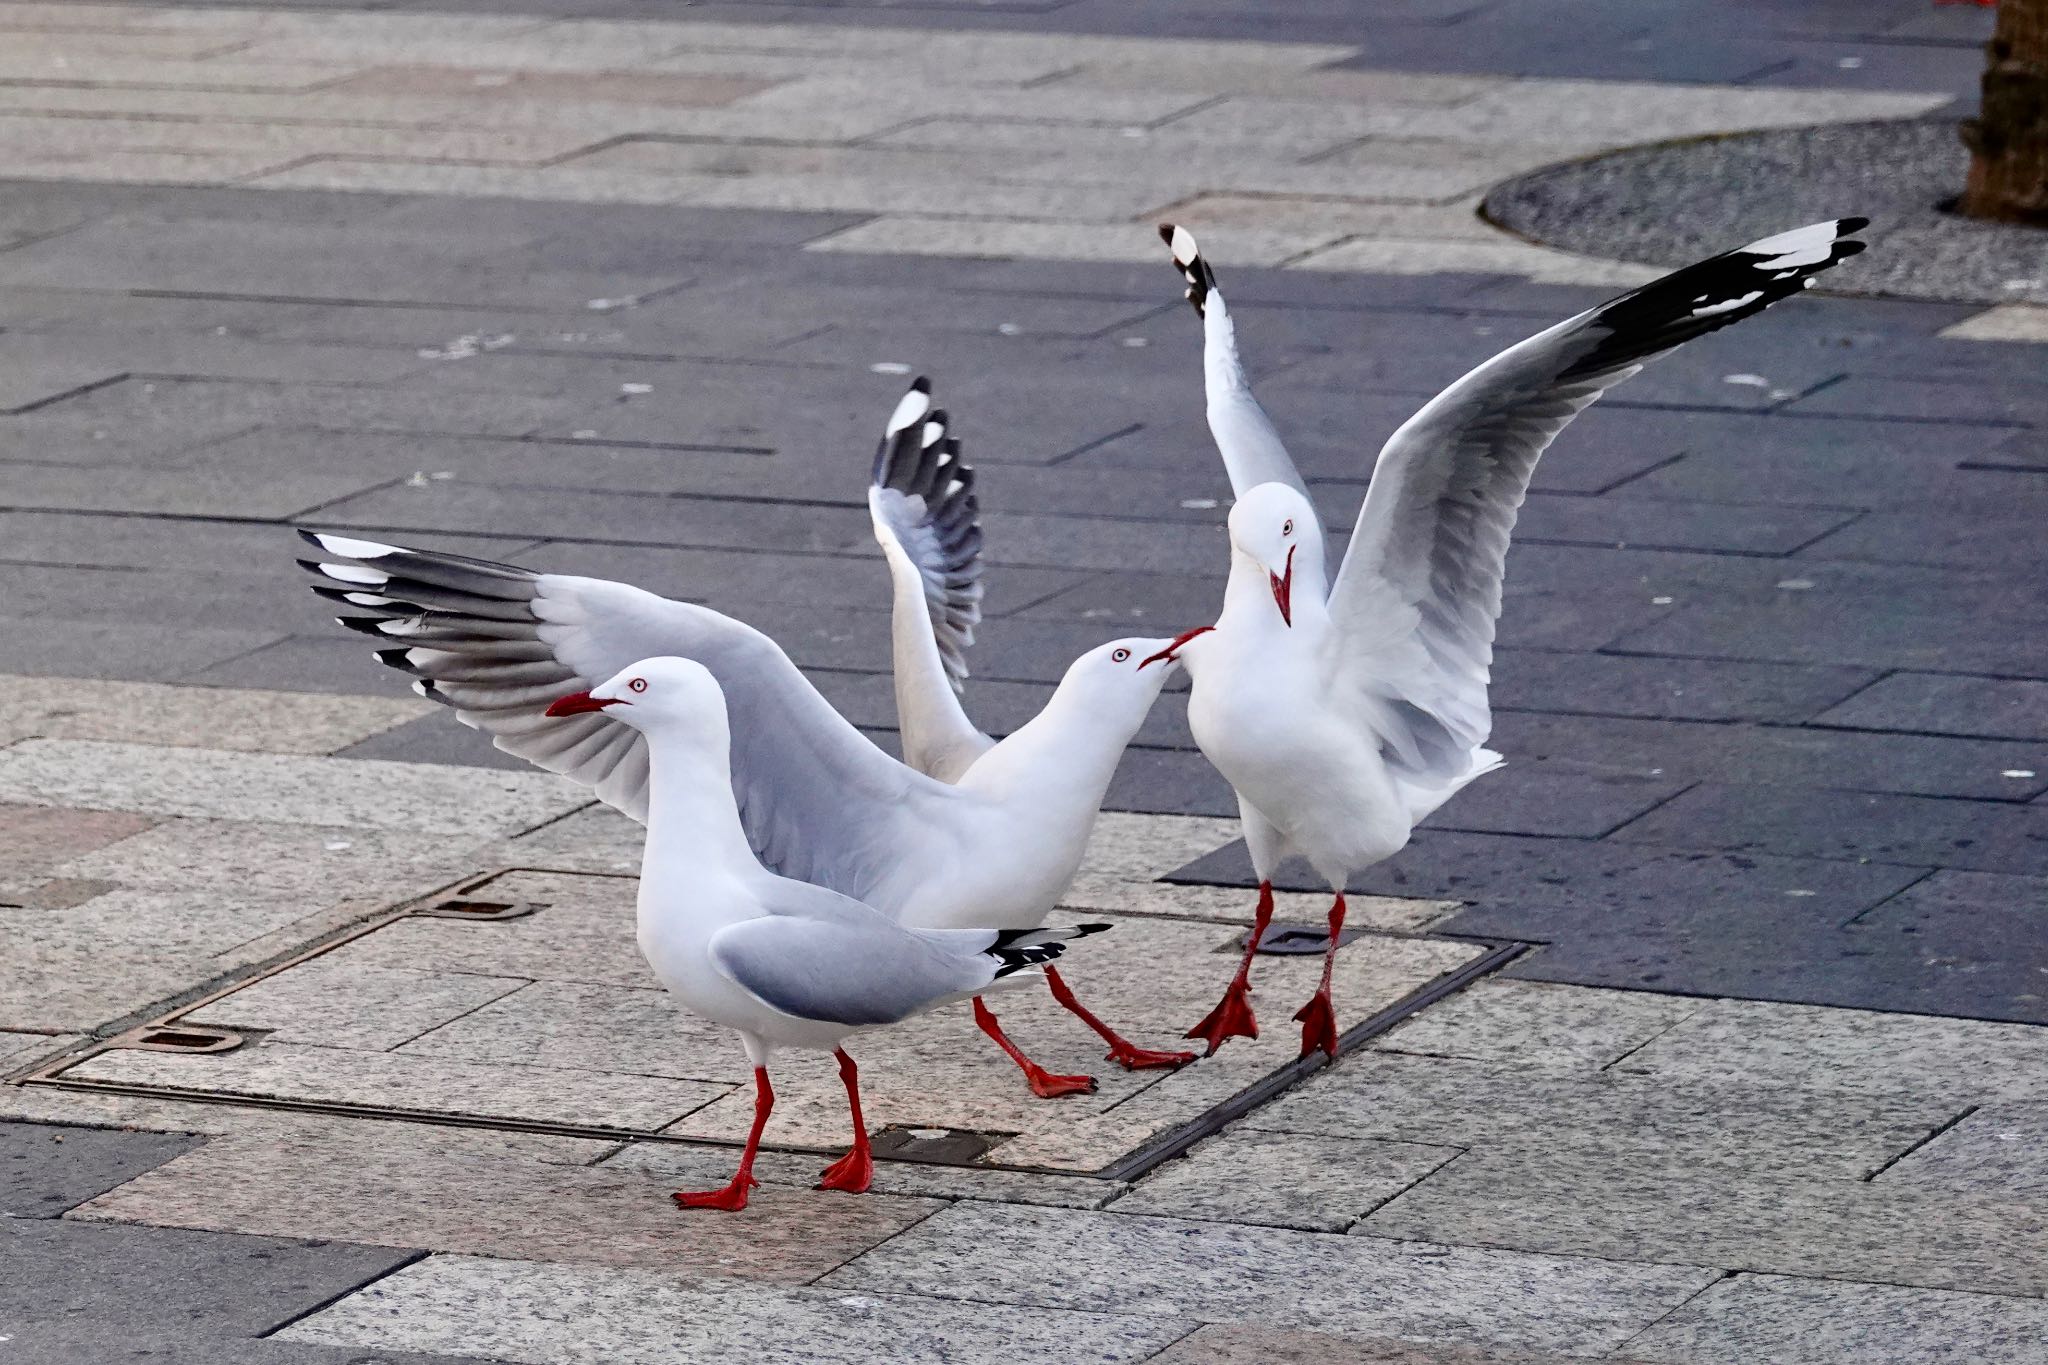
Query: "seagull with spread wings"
1147 218 1868 1058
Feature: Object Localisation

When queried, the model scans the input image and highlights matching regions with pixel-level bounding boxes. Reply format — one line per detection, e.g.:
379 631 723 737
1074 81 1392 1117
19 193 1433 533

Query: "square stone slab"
37 866 1498 1177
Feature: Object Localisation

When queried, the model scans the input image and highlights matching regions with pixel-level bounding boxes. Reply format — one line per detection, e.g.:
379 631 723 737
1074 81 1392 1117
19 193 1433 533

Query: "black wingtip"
374 647 422 675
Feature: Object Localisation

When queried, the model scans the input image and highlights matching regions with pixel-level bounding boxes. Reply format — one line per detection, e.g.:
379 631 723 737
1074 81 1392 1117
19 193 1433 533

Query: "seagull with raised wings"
1149 218 1868 1058
547 655 1107 1210
300 379 1195 1097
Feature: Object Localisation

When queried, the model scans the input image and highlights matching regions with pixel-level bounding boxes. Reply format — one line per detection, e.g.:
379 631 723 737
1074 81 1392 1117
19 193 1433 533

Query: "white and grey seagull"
547 654 1106 1210
1147 217 1869 1058
299 379 1196 1097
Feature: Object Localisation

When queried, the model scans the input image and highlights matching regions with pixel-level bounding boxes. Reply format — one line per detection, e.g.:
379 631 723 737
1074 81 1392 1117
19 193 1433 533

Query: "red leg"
1184 881 1274 1056
817 1048 875 1194
674 1066 771 1211
973 996 1097 1098
1293 894 1346 1058
1045 966 1194 1070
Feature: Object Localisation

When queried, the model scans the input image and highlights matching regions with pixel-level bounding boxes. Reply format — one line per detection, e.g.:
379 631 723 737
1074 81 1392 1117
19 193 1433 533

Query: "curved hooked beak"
1270 545 1294 628
545 690 624 717
1138 625 1214 670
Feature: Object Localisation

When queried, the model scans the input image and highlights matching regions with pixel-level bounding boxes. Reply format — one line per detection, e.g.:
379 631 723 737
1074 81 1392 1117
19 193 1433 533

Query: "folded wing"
1322 218 1869 784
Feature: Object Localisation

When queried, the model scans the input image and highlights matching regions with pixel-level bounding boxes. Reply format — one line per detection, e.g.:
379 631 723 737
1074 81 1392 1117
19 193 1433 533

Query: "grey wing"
1323 219 1869 783
299 533 950 901
1160 224 1312 506
708 880 1001 1027
866 379 995 782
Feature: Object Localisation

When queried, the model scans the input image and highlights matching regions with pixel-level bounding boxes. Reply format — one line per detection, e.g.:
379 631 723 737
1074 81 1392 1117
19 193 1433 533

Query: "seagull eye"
628 677 648 693
1282 518 1293 536
1111 648 1132 663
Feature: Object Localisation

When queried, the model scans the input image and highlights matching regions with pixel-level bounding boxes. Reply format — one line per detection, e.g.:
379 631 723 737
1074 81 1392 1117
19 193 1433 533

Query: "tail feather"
987 922 1109 977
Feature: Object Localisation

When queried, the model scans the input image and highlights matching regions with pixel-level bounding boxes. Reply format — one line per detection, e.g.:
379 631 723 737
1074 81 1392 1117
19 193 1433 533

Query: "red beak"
1270 545 1294 627
545 690 623 717
1138 625 1214 669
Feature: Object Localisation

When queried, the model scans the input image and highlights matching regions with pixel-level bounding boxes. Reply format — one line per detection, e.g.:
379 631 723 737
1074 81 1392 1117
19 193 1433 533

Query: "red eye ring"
1111 648 1132 663
628 677 648 693
1282 518 1293 535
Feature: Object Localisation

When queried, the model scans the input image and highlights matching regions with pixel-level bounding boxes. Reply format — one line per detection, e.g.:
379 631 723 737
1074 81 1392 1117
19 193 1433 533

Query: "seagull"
1150 218 1869 1058
298 381 1194 1098
548 655 1107 1210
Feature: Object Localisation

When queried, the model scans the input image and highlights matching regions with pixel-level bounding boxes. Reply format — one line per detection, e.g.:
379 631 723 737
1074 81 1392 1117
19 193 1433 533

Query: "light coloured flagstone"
490 803 643 875
1073 811 1244 882
1879 1101 2048 1204
74 1126 937 1280
0 931 209 1033
805 218 1343 269
1614 997 2048 1102
1147 1323 1642 1364
70 1037 727 1131
600 1139 1127 1211
396 979 743 1082
0 738 585 836
188 958 528 1051
1624 1273 2048 1365
57 817 473 902
21 885 369 961
1357 1144 2048 1298
823 1201 1718 1355
1290 236 1663 287
251 159 693 205
0 1029 72 1074
1938 304 2048 343
0 676 428 754
1109 1128 1458 1231
1256 1052 1959 1181
278 1253 1190 1363
0 54 351 90
1372 980 1703 1072
329 871 647 987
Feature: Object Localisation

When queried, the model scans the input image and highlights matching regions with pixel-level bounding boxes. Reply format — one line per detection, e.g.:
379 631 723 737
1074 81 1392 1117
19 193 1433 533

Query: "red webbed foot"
816 1147 874 1194
1184 980 1258 1056
672 1174 758 1212
1105 1039 1197 1070
1293 989 1338 1058
1024 1066 1099 1099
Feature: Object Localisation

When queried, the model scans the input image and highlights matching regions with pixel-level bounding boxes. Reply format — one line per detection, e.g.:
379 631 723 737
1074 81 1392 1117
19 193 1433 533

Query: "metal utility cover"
38 869 1510 1178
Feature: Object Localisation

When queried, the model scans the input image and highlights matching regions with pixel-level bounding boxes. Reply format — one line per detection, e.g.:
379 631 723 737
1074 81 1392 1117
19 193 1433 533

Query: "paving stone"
333 713 546 772
0 1118 201 1219
331 873 649 989
1148 1324 1643 1365
1810 672 2048 741
822 1201 1718 1354
0 803 155 880
1491 650 1875 724
279 1252 1186 1364
1615 997 2048 1101
0 932 213 1033
57 816 472 904
1625 1272 2048 1365
491 803 644 875
1880 1100 2048 1204
76 1126 943 1281
0 458 385 519
0 1217 431 1362
395 979 741 1082
0 739 584 836
0 1030 70 1073
1940 304 2048 343
599 1139 1126 1210
1255 1051 1952 1180
1372 980 1702 1072
1610 784 2048 876
1360 1143 2048 1297
1108 1129 1457 1231
0 676 428 754
71 1039 728 1131
189 959 529 1052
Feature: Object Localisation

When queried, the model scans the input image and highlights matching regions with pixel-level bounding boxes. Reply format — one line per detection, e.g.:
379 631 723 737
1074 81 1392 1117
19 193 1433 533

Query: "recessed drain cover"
417 898 546 921
124 1025 245 1054
869 1126 1007 1166
1249 921 1365 956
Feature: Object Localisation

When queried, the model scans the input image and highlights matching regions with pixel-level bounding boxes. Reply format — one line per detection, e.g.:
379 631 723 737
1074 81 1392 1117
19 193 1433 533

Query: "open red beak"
1270 546 1294 627
545 690 623 717
1138 625 1214 669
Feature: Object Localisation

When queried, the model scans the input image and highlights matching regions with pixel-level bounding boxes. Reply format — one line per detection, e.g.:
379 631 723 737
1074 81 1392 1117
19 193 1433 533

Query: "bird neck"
640 726 759 885
1218 546 1327 641
961 674 1137 811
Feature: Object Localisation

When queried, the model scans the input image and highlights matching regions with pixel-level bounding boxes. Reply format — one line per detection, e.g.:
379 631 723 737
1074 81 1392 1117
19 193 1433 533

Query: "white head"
1225 482 1322 628
545 656 728 747
1046 636 1185 730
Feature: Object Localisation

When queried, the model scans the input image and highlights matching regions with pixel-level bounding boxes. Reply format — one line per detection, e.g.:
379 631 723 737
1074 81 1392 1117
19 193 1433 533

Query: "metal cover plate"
38 868 1512 1178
